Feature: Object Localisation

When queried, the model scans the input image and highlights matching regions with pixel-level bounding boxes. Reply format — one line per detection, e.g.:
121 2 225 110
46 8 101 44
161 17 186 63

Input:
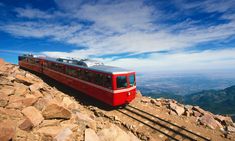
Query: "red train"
18 54 136 106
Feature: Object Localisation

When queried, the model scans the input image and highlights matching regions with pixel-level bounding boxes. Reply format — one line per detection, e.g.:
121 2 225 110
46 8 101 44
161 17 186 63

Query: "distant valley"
137 71 235 96
183 85 235 115
137 72 235 120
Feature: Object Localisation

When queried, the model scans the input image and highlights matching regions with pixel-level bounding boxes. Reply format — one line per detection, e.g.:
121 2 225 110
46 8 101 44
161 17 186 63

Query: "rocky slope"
0 59 235 141
0 60 140 141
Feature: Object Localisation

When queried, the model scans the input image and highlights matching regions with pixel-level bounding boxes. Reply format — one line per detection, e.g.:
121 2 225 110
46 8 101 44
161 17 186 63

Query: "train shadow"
22 68 116 111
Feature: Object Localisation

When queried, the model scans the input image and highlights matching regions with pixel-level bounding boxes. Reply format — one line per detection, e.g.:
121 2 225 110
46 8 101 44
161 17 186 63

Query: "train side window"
51 63 56 70
129 74 135 86
56 64 64 73
79 69 87 81
116 76 127 89
87 71 94 83
28 58 35 64
35 59 40 64
48 62 53 69
84 71 89 81
66 67 77 77
97 74 104 86
44 62 48 68
93 73 101 85
77 69 81 79
104 75 112 89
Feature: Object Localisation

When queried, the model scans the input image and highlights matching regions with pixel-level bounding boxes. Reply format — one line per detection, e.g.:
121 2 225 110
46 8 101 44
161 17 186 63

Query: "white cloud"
201 0 235 13
0 22 82 41
102 48 235 73
15 7 53 19
0 49 30 54
2 0 235 57
174 0 235 13
76 0 156 32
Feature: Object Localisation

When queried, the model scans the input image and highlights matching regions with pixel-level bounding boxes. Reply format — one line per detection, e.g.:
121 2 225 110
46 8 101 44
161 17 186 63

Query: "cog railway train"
18 54 136 106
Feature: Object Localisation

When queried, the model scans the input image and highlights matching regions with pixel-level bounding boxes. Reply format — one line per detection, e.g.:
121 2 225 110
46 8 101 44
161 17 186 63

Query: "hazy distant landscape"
137 71 235 96
137 71 235 120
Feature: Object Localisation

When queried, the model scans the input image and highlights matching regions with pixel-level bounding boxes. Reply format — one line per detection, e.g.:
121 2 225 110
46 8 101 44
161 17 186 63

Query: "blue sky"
0 0 235 73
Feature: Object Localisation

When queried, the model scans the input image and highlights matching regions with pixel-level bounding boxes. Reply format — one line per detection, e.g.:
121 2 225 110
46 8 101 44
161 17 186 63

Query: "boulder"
184 105 193 117
75 112 96 130
169 102 185 116
184 105 193 110
42 103 72 119
34 98 49 111
199 113 222 129
155 100 163 107
6 95 37 109
40 120 61 127
157 98 168 106
214 115 233 126
31 90 43 98
29 83 44 92
0 120 16 141
85 128 100 141
25 73 40 82
192 106 206 115
0 94 9 107
22 97 38 107
0 86 15 96
140 97 149 103
22 106 44 127
61 97 74 108
97 125 139 141
169 110 177 115
150 99 162 107
6 95 24 109
36 126 65 138
13 128 29 141
15 74 34 85
193 111 201 117
60 123 78 132
227 126 235 132
14 84 28 96
184 111 191 117
54 128 73 141
0 78 12 86
0 107 23 119
68 102 79 110
5 76 15 82
18 118 33 131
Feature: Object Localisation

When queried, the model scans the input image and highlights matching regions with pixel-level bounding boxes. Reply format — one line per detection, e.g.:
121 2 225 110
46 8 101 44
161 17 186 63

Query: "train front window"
19 56 26 61
116 76 127 89
129 74 135 86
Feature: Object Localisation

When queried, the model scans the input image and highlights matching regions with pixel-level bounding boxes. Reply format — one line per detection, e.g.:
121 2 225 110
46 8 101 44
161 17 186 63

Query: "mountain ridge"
184 85 235 115
142 85 235 117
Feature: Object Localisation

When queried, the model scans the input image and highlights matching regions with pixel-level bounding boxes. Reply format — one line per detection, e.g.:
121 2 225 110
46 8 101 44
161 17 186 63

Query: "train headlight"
128 92 131 96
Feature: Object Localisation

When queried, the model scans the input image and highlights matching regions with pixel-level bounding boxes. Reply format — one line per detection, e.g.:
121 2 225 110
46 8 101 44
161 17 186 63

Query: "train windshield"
116 76 127 89
18 56 26 61
129 74 135 87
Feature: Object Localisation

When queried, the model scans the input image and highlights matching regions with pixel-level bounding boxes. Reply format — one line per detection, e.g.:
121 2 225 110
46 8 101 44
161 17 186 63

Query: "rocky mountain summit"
0 59 235 141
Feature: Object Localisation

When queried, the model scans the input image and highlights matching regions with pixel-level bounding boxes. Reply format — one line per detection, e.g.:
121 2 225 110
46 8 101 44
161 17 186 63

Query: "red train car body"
18 54 136 106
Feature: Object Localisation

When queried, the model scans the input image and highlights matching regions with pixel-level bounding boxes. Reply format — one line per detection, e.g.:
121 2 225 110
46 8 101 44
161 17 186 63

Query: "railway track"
117 105 211 141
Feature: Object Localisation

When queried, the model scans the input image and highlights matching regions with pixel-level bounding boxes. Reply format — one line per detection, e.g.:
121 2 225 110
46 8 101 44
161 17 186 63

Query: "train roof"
89 65 134 74
20 54 134 74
